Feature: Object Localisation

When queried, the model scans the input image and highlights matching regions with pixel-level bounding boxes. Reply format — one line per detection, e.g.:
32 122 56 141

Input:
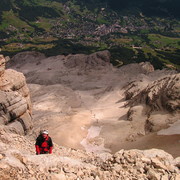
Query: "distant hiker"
35 130 53 155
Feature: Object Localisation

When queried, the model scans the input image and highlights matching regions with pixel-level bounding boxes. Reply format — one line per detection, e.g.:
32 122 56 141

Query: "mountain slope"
7 51 180 157
1 51 180 179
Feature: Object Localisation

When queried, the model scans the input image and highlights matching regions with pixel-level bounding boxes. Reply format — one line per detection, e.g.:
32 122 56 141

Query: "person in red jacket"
35 130 53 155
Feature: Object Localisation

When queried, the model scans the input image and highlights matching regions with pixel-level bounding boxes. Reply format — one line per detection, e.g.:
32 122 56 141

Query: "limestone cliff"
125 73 180 134
0 55 32 135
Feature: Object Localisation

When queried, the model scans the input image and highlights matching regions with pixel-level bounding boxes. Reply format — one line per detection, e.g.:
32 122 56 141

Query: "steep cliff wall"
0 55 32 135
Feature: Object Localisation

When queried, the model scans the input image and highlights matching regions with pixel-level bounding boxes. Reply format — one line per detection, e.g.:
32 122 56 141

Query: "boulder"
174 157 180 168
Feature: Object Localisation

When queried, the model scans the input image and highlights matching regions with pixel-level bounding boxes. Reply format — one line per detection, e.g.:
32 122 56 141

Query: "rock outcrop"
64 50 111 70
139 62 154 74
0 55 32 135
7 51 46 68
125 73 180 133
127 74 180 112
0 55 5 76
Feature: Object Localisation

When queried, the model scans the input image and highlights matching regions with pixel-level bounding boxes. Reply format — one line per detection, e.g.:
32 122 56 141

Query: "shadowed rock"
7 51 46 68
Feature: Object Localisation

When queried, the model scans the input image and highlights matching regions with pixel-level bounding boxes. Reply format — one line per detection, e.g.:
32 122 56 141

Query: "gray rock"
64 50 111 70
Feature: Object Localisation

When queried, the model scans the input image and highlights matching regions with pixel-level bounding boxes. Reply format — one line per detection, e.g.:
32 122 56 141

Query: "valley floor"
8 51 180 158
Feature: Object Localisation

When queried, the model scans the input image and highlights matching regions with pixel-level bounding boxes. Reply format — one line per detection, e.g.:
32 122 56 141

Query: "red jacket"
35 135 53 154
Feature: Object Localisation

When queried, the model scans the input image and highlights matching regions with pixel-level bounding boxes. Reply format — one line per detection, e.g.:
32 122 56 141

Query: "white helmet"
42 130 48 135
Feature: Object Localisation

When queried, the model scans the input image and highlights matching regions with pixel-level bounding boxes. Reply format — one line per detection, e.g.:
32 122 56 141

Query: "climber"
35 130 53 155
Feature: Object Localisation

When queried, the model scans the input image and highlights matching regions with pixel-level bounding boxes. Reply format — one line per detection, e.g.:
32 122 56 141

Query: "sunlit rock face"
0 55 32 135
0 55 6 76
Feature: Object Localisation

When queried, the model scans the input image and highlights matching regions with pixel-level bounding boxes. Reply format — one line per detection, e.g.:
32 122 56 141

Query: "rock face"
127 74 180 112
125 73 180 133
0 55 32 135
0 55 5 76
64 50 111 70
7 51 46 68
